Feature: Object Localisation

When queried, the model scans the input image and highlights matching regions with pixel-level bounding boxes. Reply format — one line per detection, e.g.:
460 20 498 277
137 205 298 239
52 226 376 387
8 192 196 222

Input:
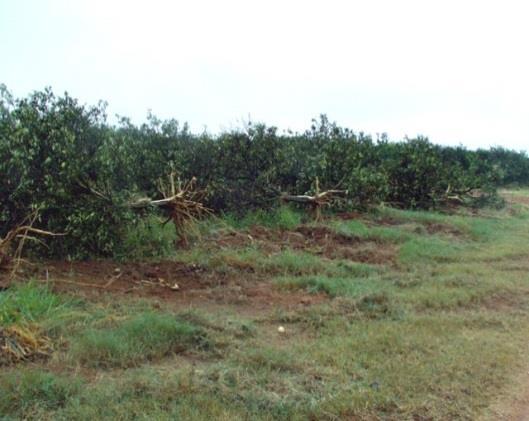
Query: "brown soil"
0 224 396 314
368 216 464 237
212 225 397 265
501 190 529 206
369 216 403 226
481 292 529 313
295 226 397 264
1 258 328 316
335 211 363 220
423 222 464 236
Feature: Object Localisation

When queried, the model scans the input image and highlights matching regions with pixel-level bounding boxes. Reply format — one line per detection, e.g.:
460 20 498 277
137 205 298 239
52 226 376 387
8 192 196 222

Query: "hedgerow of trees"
1 85 528 258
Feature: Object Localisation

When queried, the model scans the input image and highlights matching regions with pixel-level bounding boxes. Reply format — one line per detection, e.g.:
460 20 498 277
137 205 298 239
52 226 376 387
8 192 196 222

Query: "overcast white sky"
1 0 528 149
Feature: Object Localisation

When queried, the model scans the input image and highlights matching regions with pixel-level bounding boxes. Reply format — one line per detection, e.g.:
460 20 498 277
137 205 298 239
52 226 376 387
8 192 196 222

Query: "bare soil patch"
501 190 529 206
334 211 363 220
213 225 397 265
368 216 464 237
423 222 464 236
0 224 397 313
295 226 397 264
1 259 328 315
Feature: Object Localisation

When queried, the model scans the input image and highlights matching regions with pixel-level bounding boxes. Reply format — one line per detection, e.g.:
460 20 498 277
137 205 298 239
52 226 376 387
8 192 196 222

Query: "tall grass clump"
0 282 70 326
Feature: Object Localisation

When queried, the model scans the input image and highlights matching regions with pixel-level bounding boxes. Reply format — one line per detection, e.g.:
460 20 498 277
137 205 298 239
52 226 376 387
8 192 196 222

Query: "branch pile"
0 211 59 277
441 184 476 204
0 325 52 365
281 178 347 220
130 173 211 244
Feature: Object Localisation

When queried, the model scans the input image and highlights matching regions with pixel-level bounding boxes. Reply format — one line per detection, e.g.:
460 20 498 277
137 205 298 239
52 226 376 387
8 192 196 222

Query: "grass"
69 312 210 368
223 206 303 230
3 192 529 419
0 281 73 326
0 369 82 418
398 236 465 264
275 270 385 298
176 245 370 277
331 218 415 243
301 314 526 419
116 214 178 260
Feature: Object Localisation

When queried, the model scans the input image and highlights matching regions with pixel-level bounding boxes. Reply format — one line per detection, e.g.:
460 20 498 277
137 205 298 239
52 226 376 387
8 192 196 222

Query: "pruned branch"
1 210 63 278
129 173 211 245
281 178 347 221
281 190 346 204
78 179 113 202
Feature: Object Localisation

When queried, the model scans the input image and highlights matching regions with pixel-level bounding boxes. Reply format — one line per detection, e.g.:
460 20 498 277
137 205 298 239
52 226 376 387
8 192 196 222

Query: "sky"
1 0 528 150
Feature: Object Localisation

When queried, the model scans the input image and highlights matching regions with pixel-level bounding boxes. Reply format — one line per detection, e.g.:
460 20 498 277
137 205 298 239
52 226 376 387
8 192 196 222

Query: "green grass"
299 314 526 419
69 312 209 368
3 192 529 419
398 236 465 264
223 206 303 230
176 246 368 278
116 214 178 260
0 281 73 327
263 250 329 275
0 369 82 418
275 270 384 298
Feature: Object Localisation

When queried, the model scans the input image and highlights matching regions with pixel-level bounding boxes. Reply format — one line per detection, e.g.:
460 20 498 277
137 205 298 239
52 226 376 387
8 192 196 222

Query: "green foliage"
0 85 134 258
478 147 529 185
1 86 527 258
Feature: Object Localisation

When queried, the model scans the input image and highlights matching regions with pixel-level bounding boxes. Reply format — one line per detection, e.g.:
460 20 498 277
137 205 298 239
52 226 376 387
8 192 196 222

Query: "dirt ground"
0 224 400 317
1 257 328 317
211 224 398 264
0 222 455 314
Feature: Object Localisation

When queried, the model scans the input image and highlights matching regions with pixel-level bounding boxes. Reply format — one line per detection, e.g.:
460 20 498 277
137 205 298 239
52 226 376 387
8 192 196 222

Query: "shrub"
1 85 526 258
